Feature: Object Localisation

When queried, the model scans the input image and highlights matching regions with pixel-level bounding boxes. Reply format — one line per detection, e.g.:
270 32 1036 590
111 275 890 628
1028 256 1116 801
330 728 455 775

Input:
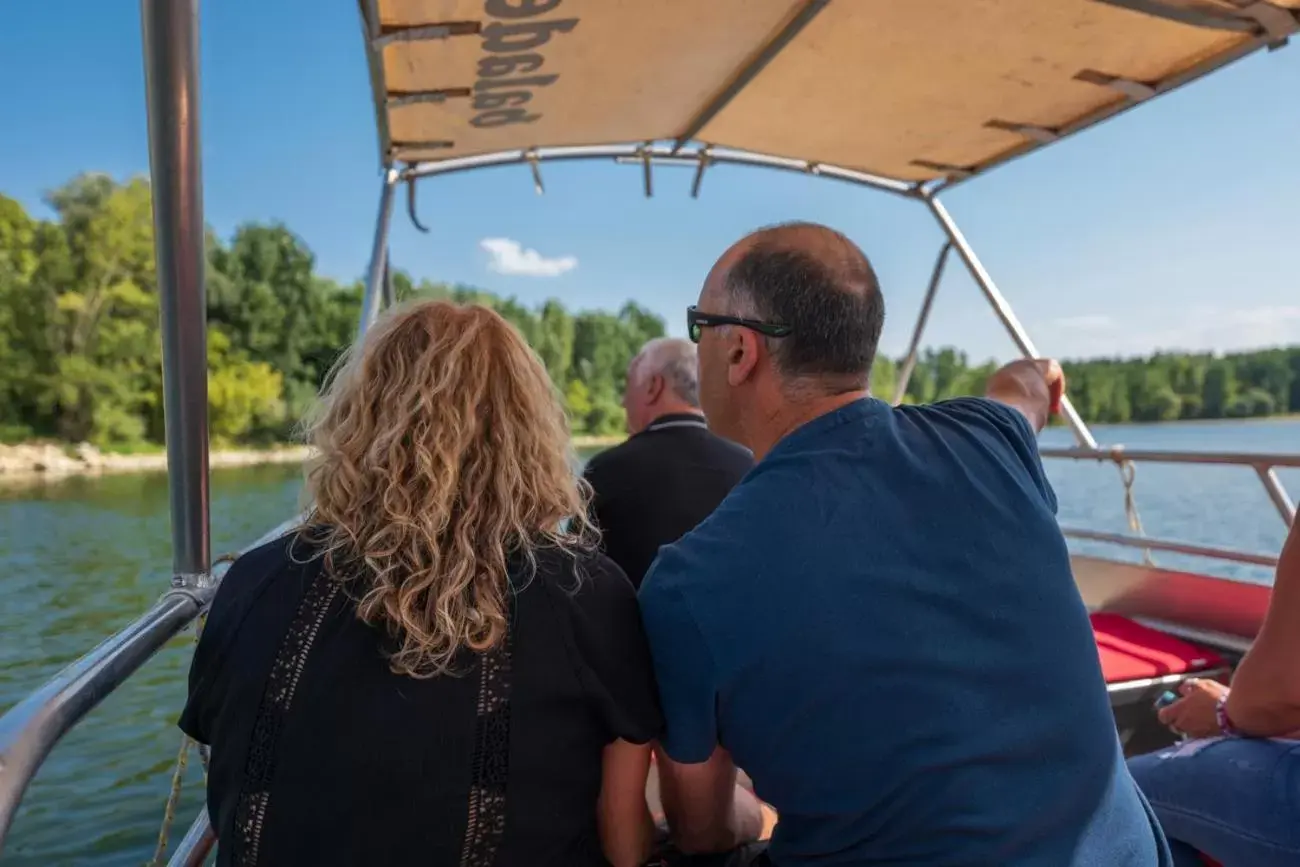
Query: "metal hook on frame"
638 143 653 198
525 149 545 195
690 146 713 199
406 174 430 233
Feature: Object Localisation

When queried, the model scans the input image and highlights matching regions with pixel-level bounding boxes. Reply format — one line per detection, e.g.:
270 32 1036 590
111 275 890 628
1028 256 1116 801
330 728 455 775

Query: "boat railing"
1041 445 1298 569
0 518 300 858
167 811 216 867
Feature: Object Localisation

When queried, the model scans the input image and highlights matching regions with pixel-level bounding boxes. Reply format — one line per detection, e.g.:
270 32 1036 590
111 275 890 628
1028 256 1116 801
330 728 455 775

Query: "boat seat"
1091 612 1228 697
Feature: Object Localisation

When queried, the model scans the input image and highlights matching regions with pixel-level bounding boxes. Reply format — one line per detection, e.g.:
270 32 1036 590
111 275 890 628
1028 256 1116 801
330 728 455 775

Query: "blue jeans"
1128 737 1300 867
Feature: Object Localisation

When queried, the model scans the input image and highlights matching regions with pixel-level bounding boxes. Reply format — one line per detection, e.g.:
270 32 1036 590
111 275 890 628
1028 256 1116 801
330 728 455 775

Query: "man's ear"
726 329 761 387
646 372 665 403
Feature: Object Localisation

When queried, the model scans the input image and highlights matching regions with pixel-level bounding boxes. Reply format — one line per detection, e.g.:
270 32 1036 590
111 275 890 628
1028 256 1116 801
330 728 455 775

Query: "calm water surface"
0 418 1296 864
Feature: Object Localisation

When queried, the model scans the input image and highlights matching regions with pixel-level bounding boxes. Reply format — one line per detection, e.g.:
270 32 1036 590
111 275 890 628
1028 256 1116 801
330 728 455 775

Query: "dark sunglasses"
686 306 793 344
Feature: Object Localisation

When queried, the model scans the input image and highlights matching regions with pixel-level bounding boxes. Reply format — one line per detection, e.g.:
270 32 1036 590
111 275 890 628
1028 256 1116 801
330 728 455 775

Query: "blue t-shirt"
638 397 1170 866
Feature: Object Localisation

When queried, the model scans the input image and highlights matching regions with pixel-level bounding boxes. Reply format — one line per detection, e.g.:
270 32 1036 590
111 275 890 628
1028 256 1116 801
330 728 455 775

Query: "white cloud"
479 237 577 277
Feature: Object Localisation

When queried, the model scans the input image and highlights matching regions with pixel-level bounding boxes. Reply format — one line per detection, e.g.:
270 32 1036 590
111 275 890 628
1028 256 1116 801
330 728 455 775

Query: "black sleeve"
563 552 666 745
177 592 228 745
176 536 289 744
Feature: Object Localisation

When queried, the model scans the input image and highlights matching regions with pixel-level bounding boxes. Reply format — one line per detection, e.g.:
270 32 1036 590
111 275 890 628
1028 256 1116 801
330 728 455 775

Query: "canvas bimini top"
360 0 1299 186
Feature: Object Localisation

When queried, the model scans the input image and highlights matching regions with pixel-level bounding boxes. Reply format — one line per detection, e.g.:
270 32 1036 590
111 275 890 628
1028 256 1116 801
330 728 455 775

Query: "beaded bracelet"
1214 694 1241 737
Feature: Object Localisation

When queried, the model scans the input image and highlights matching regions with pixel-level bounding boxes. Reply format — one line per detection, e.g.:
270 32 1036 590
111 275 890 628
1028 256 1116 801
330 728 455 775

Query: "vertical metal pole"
358 170 399 339
922 193 1098 449
142 0 210 582
893 242 952 405
380 248 397 311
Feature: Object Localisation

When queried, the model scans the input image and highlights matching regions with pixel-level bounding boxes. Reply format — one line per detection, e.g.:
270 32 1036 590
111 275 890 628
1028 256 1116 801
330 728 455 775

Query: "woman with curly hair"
180 300 664 867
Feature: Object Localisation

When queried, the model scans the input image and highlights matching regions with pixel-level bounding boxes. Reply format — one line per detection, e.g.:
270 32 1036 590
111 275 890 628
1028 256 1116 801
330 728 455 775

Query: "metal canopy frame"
387 141 1102 447
0 0 1296 862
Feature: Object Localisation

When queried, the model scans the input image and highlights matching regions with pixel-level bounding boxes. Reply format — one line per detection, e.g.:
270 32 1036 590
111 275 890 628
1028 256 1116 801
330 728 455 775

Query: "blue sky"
2 1 1297 362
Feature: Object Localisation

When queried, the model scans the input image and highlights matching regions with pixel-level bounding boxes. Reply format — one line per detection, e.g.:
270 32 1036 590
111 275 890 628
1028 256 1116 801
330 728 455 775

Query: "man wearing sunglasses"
638 223 1170 866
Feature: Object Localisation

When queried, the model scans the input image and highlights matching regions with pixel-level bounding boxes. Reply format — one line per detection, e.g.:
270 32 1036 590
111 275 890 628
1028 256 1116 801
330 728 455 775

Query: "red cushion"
1090 613 1225 684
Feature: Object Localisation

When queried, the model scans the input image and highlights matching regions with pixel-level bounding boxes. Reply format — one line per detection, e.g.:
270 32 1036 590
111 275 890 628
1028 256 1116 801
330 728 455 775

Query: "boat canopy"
361 0 1299 184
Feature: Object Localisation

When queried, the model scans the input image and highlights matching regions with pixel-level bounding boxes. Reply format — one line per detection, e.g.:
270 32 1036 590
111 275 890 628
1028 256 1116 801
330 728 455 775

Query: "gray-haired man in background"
583 337 753 590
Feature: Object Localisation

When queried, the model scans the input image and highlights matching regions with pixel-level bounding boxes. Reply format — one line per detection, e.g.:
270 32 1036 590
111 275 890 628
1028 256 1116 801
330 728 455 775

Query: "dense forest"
1 174 1297 450
0 174 663 446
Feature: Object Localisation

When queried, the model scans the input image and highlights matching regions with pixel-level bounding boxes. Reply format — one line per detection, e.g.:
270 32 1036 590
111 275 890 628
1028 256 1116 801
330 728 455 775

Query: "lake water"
0 417 1296 865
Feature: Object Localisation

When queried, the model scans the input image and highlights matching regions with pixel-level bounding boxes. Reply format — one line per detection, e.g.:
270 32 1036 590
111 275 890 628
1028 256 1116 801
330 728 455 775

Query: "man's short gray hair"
631 337 700 407
723 222 883 392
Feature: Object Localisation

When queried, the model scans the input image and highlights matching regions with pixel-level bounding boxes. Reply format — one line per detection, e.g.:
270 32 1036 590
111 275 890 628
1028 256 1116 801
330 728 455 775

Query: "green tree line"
2 174 1296 449
0 174 662 447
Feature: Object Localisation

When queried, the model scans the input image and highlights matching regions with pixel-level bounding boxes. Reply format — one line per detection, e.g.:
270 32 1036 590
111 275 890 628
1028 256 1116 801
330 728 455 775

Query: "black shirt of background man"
583 414 754 590
179 531 663 867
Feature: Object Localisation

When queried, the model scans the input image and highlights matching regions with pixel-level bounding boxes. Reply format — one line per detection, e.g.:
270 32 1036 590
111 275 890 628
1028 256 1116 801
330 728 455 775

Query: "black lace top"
180 532 664 867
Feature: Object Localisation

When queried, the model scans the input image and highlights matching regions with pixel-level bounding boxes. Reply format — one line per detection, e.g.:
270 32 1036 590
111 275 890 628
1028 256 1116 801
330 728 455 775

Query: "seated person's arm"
984 358 1064 434
1226 517 1300 736
599 740 656 867
656 746 764 854
639 558 763 854
567 555 665 865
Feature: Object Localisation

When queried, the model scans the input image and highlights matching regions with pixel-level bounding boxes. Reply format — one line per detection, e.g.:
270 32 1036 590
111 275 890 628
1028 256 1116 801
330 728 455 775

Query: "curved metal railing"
0 518 300 855
1041 446 1298 567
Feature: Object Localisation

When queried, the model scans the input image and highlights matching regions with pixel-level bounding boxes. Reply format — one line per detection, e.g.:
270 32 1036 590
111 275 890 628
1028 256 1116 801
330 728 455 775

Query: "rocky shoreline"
0 442 312 482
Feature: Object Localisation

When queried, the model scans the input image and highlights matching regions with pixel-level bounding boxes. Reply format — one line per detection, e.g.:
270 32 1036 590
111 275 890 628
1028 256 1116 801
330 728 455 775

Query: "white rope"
1114 454 1154 566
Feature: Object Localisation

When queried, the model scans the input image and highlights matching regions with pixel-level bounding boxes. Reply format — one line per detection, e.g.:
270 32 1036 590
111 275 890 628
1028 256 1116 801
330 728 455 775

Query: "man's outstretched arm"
984 358 1064 434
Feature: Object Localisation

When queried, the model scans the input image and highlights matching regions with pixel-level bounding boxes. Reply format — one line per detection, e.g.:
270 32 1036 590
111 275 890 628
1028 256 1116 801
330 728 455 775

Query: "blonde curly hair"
300 299 593 677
